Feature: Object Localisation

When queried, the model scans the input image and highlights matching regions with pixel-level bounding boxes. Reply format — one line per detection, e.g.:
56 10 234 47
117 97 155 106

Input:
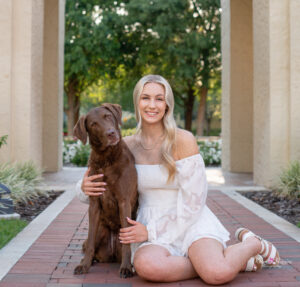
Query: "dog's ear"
73 115 88 145
102 103 122 126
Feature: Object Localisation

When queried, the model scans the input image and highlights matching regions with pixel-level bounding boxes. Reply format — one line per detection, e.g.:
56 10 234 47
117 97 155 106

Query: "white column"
289 0 300 162
42 0 65 171
221 0 253 173
0 1 12 162
253 0 290 186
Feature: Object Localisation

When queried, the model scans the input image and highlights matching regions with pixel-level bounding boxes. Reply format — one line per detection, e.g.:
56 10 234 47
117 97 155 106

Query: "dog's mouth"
108 136 120 146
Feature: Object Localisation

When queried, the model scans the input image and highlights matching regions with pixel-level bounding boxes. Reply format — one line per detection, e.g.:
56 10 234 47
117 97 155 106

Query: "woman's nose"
149 98 156 108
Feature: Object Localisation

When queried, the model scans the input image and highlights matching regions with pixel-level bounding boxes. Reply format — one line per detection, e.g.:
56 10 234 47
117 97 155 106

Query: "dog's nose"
106 129 116 138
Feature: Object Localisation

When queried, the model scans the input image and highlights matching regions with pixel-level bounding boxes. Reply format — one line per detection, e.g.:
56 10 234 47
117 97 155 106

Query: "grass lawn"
298 222 300 228
0 219 28 249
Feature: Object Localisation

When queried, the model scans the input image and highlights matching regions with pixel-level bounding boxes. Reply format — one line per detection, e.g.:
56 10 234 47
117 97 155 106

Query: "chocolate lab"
73 103 138 278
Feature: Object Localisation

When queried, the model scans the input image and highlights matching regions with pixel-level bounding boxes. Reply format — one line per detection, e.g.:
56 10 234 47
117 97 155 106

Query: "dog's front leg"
118 200 133 278
74 197 101 274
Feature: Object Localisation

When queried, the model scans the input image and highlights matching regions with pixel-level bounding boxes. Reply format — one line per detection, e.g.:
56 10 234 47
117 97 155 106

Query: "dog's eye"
105 114 112 119
91 122 97 127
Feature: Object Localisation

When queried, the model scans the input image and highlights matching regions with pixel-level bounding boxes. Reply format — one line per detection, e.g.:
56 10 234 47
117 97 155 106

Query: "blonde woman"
76 75 280 285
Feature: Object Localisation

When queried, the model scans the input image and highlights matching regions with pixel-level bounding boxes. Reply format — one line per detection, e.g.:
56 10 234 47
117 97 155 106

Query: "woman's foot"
235 227 280 266
243 254 264 272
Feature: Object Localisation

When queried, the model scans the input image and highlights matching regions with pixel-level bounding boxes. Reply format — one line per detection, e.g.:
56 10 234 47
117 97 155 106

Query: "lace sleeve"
75 179 89 204
153 154 207 243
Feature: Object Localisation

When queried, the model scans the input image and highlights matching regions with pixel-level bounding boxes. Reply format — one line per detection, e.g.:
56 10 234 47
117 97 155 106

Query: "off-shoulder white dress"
75 154 230 264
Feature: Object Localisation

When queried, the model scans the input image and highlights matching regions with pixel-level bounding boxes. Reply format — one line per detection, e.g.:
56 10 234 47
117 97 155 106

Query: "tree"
124 0 221 132
64 0 140 135
64 0 221 134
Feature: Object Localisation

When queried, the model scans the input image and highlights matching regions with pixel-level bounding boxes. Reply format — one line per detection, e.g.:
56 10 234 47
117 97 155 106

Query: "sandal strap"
235 227 280 266
245 255 263 272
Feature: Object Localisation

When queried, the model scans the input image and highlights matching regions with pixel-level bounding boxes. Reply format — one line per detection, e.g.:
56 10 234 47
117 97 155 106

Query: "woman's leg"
188 237 261 285
134 244 198 282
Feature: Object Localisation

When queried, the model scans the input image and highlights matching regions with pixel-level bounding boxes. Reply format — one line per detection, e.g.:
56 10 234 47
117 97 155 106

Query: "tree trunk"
196 87 208 136
66 81 80 136
184 87 195 131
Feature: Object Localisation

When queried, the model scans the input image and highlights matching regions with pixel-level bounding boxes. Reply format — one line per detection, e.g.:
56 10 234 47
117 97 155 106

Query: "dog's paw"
119 266 134 278
74 264 89 275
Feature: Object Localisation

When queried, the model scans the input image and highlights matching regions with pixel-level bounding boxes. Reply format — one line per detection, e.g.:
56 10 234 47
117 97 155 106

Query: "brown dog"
73 103 138 278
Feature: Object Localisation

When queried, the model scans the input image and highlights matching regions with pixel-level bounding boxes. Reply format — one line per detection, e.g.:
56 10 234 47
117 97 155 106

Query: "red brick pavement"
1 190 300 287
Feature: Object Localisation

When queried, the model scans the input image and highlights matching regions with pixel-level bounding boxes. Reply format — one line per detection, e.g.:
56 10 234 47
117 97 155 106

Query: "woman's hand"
119 217 148 244
81 168 107 196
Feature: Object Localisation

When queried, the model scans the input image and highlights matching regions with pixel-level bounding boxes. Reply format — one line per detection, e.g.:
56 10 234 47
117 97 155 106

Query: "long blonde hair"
133 75 177 182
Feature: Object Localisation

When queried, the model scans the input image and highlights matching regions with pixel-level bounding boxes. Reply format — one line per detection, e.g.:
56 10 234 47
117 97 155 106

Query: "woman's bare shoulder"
123 135 137 151
175 128 199 160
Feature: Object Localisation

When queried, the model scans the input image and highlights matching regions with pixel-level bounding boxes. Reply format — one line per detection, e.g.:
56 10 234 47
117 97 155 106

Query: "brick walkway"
1 189 300 287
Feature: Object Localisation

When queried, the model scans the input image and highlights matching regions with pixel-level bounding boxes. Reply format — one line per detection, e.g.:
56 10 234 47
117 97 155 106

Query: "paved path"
1 168 300 286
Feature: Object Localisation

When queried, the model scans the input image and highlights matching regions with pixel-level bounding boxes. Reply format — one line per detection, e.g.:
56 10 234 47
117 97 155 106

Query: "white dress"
130 154 230 262
75 154 230 263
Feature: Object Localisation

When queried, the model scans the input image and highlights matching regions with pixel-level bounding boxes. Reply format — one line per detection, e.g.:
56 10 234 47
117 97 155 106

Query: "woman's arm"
75 168 107 203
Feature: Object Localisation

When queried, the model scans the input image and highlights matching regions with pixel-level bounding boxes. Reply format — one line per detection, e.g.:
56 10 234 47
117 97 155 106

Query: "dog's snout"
106 129 116 138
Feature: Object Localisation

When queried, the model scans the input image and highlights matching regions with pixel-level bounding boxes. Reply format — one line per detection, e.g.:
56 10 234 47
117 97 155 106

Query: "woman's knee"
134 252 167 282
200 264 236 285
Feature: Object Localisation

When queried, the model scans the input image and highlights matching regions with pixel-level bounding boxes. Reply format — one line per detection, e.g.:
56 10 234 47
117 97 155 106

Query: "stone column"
8 0 44 167
0 1 12 162
290 0 300 162
221 0 253 173
42 0 65 171
253 0 290 186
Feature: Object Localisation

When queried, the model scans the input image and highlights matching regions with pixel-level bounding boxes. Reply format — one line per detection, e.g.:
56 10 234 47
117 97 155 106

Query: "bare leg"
134 244 198 282
188 237 261 285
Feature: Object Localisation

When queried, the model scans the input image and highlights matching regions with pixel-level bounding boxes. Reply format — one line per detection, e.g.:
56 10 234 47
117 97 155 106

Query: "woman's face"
138 82 167 125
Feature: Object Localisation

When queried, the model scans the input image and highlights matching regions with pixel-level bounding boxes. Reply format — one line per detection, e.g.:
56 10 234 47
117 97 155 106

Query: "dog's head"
73 103 122 150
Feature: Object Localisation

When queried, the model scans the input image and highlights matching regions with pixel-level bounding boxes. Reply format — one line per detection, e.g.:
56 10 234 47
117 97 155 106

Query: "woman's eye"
157 98 164 101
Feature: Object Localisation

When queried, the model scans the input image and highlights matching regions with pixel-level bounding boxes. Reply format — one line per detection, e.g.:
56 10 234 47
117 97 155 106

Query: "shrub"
70 143 91 166
197 139 222 166
122 112 137 129
63 140 90 166
277 161 300 199
0 161 45 204
121 128 136 137
0 135 8 149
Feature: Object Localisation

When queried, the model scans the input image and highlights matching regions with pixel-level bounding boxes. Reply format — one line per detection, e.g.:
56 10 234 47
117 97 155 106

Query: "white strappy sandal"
244 254 264 272
235 227 280 267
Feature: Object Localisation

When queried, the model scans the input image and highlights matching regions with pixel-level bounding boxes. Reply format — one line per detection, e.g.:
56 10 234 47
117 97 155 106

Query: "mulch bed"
240 190 300 226
14 190 65 222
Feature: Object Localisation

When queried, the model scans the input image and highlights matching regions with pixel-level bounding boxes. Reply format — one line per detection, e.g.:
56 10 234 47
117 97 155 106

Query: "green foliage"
0 219 28 249
197 139 221 166
277 161 300 199
0 162 45 204
297 222 300 228
0 135 8 149
71 144 91 167
63 140 90 166
121 128 136 137
65 0 222 131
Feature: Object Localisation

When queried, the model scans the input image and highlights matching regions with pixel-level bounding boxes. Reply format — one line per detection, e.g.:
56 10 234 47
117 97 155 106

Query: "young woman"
76 75 280 285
